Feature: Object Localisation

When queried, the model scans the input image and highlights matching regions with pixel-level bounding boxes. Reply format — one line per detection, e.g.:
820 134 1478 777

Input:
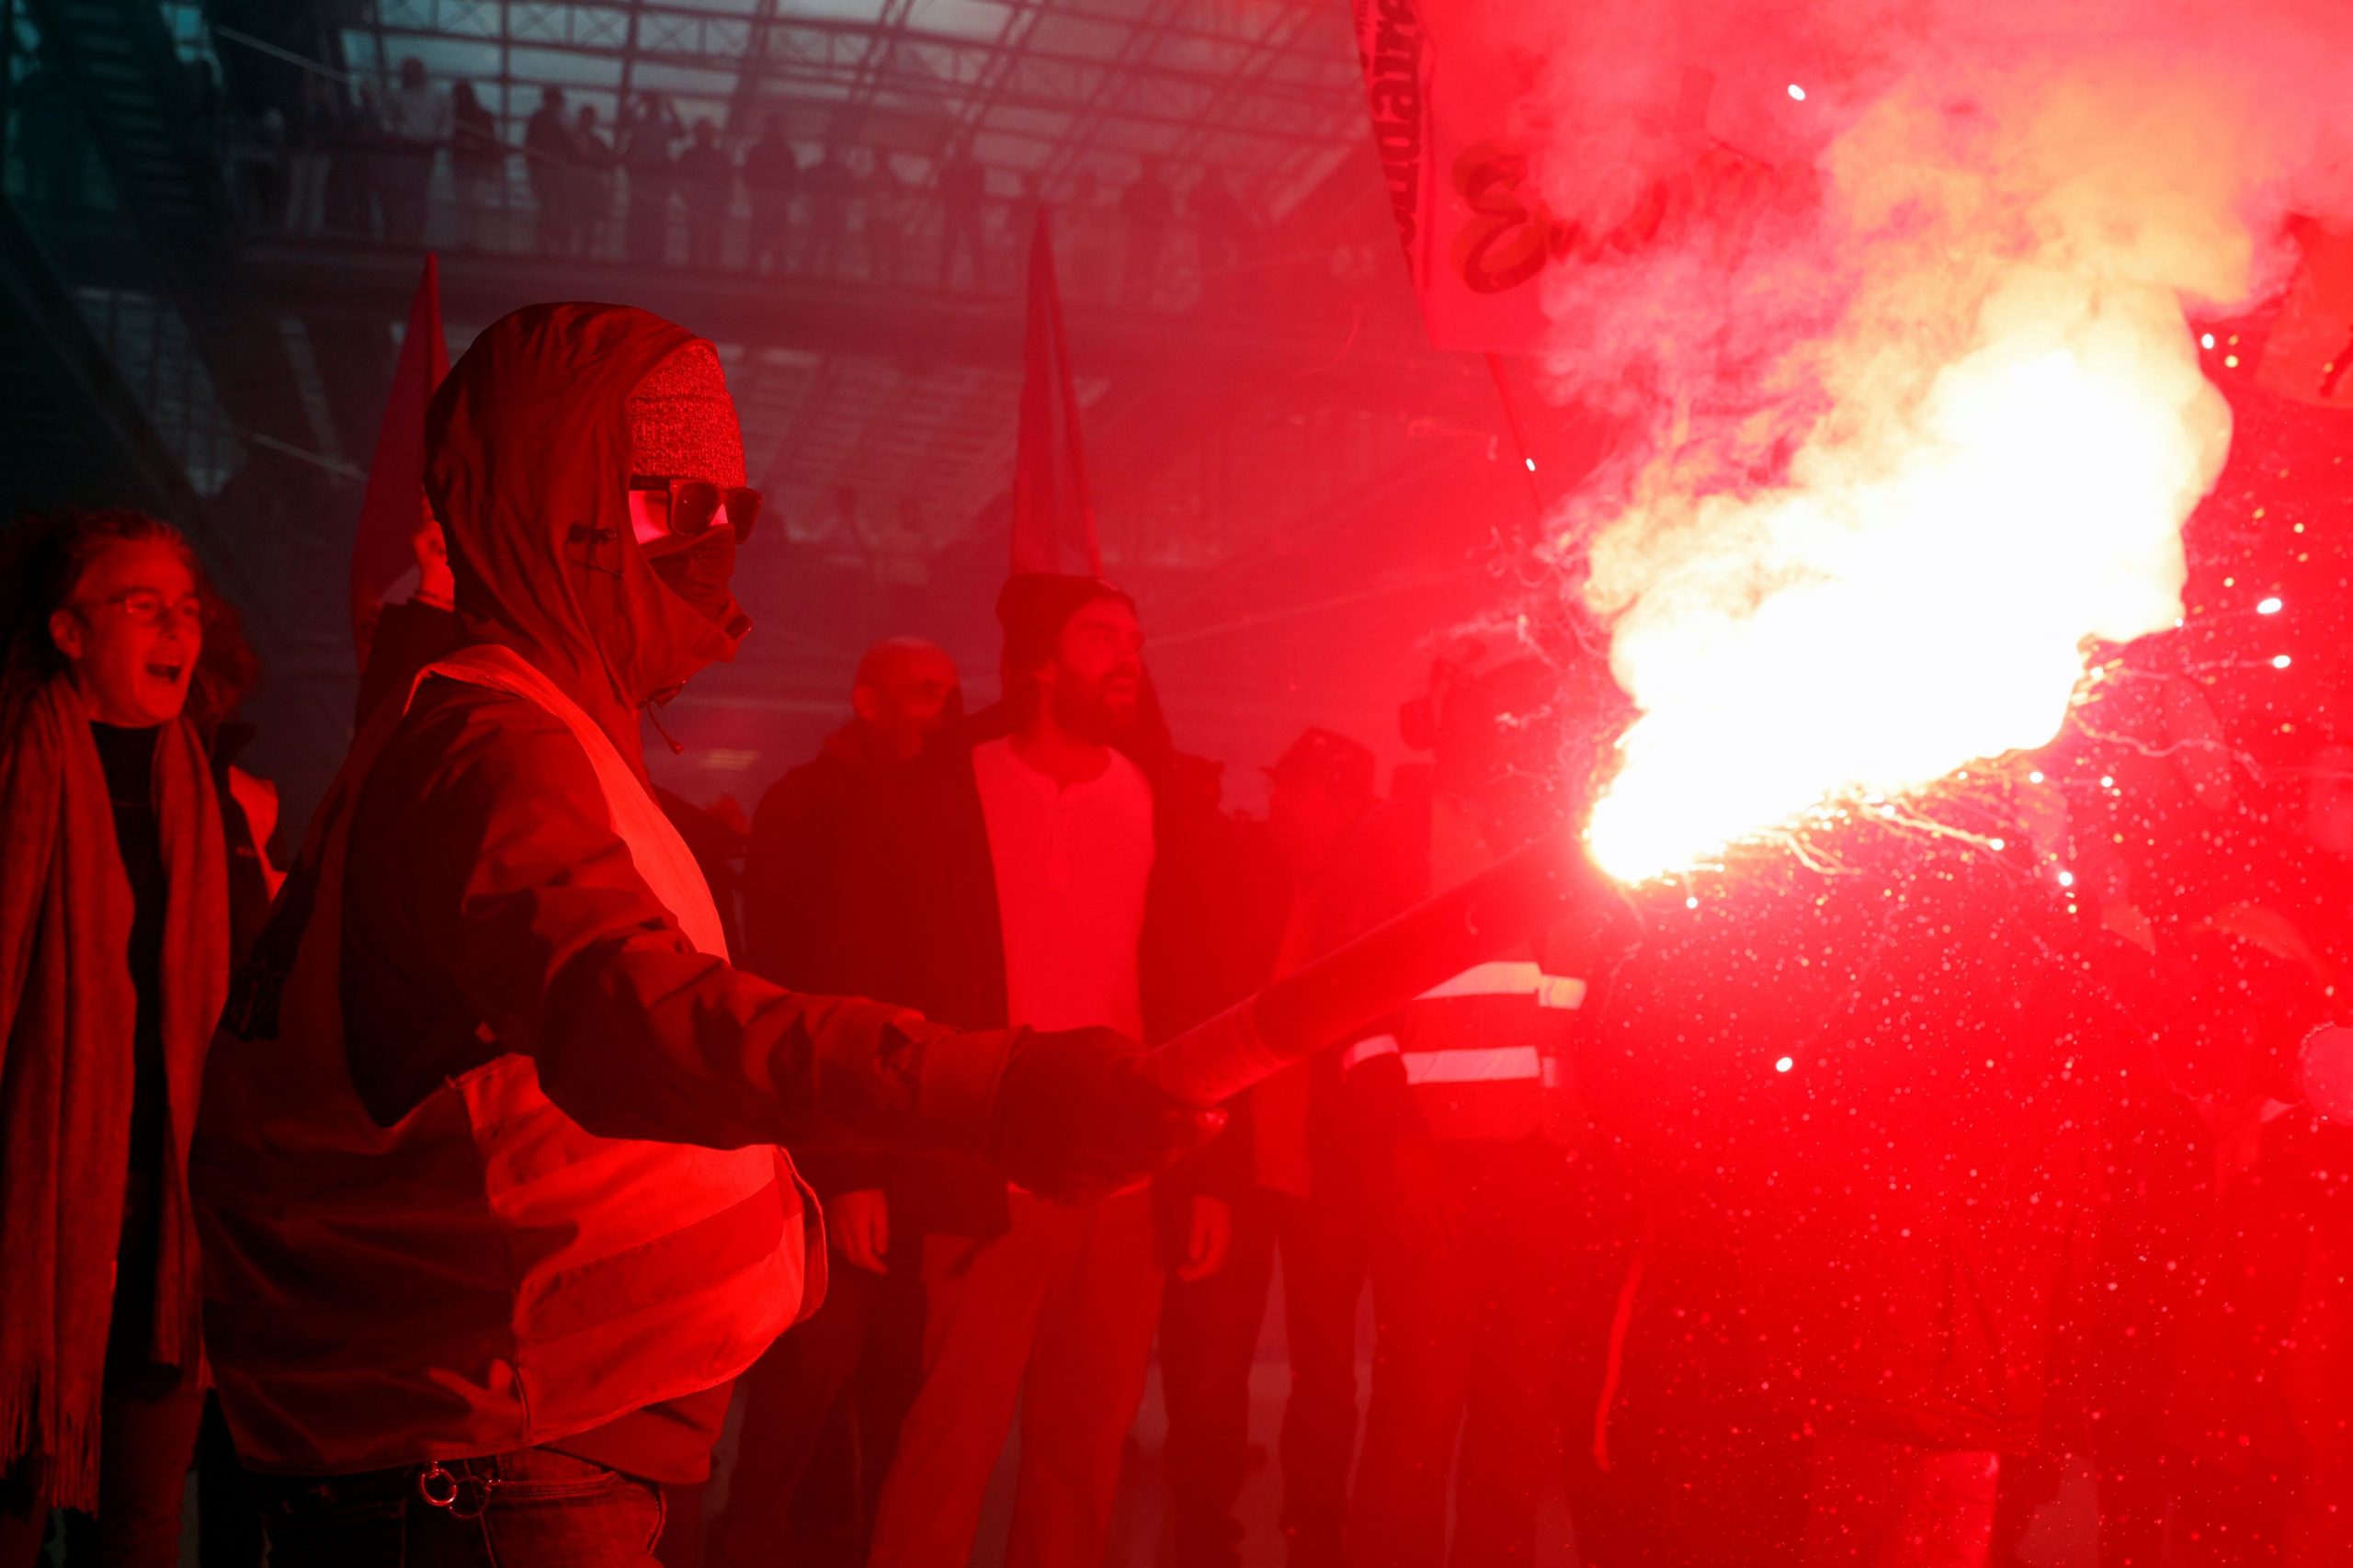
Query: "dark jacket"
204 306 1025 1479
830 699 1244 1239
1225 804 1426 1185
224 301 1015 1206
743 722 893 1200
331 679 1001 1153
745 722 870 995
358 601 754 970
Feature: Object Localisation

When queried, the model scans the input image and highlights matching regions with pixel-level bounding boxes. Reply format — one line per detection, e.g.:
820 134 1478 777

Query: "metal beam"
23 0 316 467
199 235 1432 381
718 0 775 141
0 196 210 524
367 1 1352 125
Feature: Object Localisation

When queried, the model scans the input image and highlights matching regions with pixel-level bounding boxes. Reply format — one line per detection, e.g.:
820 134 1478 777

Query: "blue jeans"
262 1449 666 1567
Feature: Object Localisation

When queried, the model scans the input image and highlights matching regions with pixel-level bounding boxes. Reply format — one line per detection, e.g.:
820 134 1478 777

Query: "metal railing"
230 130 1268 314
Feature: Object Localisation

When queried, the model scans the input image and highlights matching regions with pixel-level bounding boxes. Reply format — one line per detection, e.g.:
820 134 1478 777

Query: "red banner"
1352 3 1807 356
1352 0 1552 354
350 255 449 660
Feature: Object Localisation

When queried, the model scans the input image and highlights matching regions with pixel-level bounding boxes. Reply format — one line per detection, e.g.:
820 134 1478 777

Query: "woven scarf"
0 678 226 1510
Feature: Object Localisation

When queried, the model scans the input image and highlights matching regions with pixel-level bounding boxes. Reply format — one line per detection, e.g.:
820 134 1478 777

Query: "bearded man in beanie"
191 305 1219 1566
838 574 1243 1568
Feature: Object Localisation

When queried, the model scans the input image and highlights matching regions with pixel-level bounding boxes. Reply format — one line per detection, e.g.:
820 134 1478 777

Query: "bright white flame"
2257 595 2283 613
1586 324 2221 881
2057 869 2075 886
1567 70 2244 884
1789 84 1807 101
2273 653 2293 668
1774 1055 1795 1073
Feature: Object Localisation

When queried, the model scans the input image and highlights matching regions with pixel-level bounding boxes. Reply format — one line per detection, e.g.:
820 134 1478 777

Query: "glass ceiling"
319 0 1381 566
337 0 1363 220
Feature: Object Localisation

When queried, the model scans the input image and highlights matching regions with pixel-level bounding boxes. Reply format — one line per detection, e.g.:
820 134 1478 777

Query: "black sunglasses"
630 477 763 545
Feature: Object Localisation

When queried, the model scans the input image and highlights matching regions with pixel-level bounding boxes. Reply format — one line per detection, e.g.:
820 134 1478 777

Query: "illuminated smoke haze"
1508 0 2353 881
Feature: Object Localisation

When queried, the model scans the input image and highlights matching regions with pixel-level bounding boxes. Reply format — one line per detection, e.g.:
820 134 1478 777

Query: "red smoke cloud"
1490 0 2353 878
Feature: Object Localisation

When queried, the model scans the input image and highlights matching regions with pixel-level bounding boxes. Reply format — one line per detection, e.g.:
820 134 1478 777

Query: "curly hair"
0 508 256 740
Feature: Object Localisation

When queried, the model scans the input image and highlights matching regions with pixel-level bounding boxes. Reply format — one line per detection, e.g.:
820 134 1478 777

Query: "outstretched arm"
371 687 1215 1197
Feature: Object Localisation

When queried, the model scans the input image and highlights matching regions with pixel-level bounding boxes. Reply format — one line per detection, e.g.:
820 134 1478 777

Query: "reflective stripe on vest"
1341 961 1581 1141
1342 1034 1544 1084
197 645 809 1474
1420 960 1586 1012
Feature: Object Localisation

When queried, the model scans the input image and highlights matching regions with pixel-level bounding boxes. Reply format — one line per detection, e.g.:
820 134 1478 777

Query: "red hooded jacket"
196 305 1016 1481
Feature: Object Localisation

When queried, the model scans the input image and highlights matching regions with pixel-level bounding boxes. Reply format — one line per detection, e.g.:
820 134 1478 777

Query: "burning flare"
1549 62 2274 881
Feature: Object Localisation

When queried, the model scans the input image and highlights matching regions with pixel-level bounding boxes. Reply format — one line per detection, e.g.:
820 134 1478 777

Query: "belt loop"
416 1459 501 1520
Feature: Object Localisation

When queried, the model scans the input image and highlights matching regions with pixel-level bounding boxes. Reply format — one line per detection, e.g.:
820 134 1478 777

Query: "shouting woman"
0 509 231 1564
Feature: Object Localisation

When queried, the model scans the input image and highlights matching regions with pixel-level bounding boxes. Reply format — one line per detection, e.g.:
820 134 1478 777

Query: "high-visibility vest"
196 646 813 1475
1340 960 1585 1142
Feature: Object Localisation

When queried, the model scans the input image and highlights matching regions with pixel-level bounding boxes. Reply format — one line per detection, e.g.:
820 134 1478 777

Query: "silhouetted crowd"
9 55 1258 304
4 300 2351 1568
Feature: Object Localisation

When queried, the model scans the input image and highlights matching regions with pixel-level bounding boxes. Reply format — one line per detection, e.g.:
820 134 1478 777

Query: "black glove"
985 1027 1226 1205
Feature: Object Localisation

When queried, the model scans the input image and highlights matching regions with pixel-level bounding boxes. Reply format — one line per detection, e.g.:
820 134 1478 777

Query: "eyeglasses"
628 477 762 546
73 589 204 628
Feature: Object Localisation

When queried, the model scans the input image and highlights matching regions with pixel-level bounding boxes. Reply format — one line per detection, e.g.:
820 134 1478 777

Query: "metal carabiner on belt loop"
416 1460 500 1520
417 1461 459 1509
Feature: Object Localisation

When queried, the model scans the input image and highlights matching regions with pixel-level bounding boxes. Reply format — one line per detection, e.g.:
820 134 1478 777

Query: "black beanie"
995 573 1135 676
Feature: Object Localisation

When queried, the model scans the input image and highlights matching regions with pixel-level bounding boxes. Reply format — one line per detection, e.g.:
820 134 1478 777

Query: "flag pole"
349 253 449 661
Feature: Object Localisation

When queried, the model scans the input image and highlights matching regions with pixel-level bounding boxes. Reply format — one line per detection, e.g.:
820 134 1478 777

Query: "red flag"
1009 209 1102 576
350 254 449 660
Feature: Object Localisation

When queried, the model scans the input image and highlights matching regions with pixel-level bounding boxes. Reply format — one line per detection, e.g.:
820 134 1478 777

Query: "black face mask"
647 526 746 639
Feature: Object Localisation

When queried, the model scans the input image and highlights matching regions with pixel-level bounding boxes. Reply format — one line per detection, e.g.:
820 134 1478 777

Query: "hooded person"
191 303 1219 1566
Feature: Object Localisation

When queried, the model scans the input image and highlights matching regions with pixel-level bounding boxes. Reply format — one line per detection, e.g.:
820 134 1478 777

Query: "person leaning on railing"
449 82 506 251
